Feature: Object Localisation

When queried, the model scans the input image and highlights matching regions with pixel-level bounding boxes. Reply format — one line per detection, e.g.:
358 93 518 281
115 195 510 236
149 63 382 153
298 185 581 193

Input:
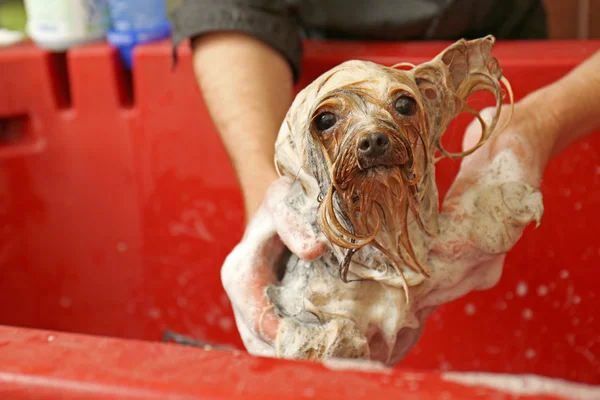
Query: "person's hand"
385 102 550 364
426 101 548 305
221 177 328 355
448 101 554 199
222 102 549 360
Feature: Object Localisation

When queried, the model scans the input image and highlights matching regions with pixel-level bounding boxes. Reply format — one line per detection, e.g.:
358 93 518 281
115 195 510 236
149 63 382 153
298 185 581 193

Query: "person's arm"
192 33 293 220
518 50 600 169
167 0 302 221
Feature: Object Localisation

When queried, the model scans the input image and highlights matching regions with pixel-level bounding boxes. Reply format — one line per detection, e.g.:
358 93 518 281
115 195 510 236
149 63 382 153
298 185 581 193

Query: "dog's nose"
358 132 389 159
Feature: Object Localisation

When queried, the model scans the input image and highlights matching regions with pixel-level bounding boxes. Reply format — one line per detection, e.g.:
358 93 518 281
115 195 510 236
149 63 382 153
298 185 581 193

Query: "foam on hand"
262 148 543 364
221 36 544 366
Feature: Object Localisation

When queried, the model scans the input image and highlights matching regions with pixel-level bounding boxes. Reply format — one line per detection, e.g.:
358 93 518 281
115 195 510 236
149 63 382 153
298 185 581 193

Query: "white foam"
322 358 393 374
253 148 544 363
464 303 476 316
442 372 600 399
522 308 533 320
516 282 528 297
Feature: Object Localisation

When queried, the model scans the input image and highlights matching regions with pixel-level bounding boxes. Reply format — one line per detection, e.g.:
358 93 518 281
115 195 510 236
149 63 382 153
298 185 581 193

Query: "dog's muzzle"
357 132 402 169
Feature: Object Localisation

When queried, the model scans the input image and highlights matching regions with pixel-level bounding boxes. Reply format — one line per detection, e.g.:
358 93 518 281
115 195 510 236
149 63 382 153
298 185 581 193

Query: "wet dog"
225 36 543 364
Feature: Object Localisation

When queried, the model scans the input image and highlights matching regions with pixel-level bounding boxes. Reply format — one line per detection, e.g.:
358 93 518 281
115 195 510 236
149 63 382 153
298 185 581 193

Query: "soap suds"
516 281 528 297
258 149 543 363
537 285 548 296
442 372 600 399
322 358 393 374
464 303 476 316
147 308 162 320
224 57 543 363
525 348 537 359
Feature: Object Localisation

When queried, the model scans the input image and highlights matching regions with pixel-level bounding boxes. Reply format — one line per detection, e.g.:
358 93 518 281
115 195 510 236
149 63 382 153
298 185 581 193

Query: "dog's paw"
469 182 544 254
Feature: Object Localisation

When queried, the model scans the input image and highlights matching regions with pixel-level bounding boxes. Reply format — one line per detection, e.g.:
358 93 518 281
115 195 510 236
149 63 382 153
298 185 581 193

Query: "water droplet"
574 202 583 211
464 303 476 316
560 270 569 279
573 295 581 304
147 308 162 320
522 308 533 320
116 242 128 253
47 335 55 342
219 317 234 332
537 285 548 296
525 348 536 359
516 281 528 297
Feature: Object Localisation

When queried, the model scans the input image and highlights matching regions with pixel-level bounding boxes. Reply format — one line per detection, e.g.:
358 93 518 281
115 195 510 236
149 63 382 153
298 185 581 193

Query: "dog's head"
275 36 512 278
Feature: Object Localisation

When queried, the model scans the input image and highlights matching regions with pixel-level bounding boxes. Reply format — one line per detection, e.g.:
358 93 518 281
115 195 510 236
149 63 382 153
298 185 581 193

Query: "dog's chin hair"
320 164 429 278
341 167 407 236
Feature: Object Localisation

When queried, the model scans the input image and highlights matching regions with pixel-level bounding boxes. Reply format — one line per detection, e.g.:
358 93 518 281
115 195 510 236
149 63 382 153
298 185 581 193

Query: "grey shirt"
167 0 547 82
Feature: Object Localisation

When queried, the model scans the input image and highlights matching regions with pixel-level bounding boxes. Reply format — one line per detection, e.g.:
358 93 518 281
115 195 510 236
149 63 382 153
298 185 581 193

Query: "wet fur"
269 35 514 361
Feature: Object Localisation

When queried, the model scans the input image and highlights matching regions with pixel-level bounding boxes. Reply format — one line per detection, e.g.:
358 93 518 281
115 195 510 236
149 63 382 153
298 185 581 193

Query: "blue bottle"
106 0 171 68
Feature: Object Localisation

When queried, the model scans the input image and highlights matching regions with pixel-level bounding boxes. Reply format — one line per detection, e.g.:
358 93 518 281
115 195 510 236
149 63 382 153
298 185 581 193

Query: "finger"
244 234 285 341
446 105 541 203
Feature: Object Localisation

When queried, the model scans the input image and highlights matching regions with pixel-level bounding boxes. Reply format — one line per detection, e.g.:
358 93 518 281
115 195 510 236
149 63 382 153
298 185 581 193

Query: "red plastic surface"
1 38 600 398
0 325 587 400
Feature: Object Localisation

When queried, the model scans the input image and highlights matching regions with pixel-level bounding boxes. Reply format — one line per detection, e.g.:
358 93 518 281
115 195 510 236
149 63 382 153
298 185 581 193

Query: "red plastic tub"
0 38 599 399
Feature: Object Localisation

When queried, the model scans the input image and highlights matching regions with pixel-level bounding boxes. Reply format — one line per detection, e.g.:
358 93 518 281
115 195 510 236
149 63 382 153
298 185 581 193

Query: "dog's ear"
412 35 512 159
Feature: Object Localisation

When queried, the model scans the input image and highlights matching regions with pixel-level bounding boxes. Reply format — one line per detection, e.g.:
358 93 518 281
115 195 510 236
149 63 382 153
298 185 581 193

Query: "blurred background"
544 0 599 39
1 0 599 48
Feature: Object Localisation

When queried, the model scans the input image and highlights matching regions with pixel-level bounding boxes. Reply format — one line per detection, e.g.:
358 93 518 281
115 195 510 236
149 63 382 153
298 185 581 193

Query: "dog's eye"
395 96 417 116
314 112 337 131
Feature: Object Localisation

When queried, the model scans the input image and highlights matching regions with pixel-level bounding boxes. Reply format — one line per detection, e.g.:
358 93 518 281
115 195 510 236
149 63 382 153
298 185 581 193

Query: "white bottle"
24 0 110 51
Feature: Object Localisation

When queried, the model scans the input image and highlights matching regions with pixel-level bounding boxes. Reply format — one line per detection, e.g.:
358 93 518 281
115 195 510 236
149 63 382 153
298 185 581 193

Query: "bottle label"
25 0 110 40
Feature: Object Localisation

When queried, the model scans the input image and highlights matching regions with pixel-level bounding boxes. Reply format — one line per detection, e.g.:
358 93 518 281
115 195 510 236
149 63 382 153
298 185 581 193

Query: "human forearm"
192 33 294 220
519 50 600 159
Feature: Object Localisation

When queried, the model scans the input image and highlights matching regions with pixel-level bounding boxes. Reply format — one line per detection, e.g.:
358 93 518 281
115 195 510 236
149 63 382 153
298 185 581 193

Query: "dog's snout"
358 132 389 159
